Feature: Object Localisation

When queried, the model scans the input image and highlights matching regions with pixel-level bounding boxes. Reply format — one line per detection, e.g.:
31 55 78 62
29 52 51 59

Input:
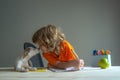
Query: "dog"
14 47 39 72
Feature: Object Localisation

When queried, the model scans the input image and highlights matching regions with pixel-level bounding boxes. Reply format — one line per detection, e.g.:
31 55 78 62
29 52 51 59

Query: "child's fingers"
79 59 84 67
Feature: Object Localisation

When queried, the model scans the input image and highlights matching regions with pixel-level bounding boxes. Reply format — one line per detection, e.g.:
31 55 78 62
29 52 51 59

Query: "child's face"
40 45 48 53
37 41 49 53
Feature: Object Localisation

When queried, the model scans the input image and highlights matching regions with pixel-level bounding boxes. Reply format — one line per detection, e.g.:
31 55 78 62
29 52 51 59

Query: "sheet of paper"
48 67 84 72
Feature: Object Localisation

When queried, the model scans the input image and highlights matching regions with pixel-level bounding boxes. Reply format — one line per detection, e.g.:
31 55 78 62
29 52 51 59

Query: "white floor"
0 66 120 80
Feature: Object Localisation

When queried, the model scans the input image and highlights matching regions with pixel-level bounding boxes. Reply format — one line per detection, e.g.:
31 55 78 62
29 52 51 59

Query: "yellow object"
101 49 105 54
30 68 47 72
106 50 111 55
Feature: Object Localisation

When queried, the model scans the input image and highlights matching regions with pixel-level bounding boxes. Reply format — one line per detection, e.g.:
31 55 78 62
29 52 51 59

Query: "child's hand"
79 59 84 67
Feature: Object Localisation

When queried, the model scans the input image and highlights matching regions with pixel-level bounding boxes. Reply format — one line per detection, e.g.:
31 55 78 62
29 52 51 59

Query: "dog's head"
23 47 39 59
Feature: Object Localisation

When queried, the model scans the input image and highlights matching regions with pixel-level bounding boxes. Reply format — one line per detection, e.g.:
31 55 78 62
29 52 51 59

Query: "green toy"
98 58 110 69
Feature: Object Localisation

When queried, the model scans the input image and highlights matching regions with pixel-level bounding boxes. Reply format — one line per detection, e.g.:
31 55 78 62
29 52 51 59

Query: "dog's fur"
14 47 39 72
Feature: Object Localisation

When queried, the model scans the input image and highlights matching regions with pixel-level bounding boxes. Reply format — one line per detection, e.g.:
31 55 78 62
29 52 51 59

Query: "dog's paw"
33 67 37 70
25 69 29 72
16 69 29 72
30 67 37 71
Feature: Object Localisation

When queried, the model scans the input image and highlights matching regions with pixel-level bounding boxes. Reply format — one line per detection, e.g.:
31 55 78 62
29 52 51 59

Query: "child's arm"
53 49 84 69
54 59 84 69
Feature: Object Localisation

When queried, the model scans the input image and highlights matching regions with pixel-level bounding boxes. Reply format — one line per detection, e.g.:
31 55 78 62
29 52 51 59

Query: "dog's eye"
23 52 28 58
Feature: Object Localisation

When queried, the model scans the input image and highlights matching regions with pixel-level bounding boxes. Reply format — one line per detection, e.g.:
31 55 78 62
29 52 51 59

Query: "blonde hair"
32 24 65 54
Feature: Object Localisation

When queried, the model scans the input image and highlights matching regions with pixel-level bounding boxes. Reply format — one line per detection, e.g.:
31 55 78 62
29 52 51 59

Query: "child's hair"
32 24 65 54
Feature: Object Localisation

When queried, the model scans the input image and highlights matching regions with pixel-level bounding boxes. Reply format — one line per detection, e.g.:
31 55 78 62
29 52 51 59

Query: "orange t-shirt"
42 40 77 65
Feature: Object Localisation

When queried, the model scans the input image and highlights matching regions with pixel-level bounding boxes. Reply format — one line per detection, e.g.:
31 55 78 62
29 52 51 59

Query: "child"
32 24 84 70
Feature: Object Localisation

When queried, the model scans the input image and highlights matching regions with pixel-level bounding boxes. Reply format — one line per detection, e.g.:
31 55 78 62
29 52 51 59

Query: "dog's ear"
24 42 36 50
